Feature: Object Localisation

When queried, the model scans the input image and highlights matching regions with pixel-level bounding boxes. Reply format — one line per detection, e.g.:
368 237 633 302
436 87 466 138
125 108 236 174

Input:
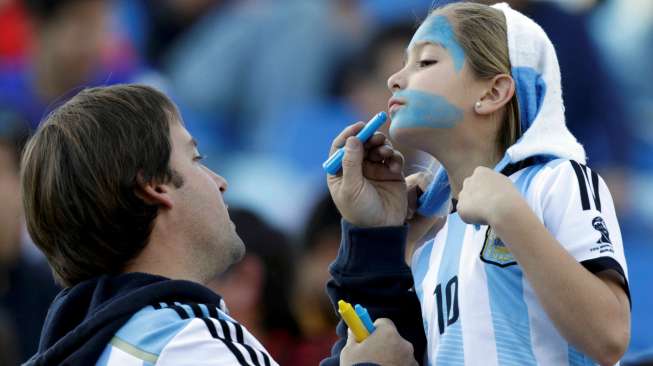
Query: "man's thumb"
341 137 364 188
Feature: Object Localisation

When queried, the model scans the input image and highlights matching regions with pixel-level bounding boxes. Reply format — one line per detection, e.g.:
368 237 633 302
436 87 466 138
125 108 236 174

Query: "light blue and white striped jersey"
95 301 278 366
411 159 629 366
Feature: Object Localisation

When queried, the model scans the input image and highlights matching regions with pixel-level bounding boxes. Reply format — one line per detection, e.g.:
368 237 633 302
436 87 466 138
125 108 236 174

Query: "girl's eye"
418 60 437 68
193 155 206 162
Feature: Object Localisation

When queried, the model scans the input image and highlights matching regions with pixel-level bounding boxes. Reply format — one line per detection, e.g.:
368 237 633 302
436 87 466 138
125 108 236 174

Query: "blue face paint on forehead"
409 15 465 72
389 89 463 132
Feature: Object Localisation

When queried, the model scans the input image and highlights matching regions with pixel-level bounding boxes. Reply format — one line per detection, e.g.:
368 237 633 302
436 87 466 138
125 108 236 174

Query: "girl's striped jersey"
412 158 629 366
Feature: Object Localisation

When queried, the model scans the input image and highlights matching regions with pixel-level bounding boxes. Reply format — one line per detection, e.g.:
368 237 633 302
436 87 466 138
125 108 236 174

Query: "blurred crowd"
0 0 651 364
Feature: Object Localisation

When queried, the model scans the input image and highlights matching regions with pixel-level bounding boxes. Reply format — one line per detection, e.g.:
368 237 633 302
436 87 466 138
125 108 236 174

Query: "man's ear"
475 74 515 115
134 172 174 209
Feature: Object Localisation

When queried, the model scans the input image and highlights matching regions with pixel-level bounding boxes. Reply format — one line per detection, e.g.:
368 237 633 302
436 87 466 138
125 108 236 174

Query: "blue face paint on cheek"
390 89 463 132
409 15 465 72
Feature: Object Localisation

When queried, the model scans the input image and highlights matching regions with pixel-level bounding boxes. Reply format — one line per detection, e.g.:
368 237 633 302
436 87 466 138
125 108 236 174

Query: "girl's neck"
425 136 503 199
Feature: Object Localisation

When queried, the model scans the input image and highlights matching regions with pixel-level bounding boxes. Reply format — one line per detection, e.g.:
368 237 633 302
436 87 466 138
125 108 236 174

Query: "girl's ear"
474 74 515 115
134 172 174 209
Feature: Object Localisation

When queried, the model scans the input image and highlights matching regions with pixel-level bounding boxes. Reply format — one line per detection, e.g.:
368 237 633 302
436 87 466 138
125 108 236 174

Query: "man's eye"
418 60 437 67
193 155 206 162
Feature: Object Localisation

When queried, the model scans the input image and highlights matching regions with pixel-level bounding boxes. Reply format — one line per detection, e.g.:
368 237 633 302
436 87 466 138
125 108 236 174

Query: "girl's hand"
457 166 523 226
327 123 407 228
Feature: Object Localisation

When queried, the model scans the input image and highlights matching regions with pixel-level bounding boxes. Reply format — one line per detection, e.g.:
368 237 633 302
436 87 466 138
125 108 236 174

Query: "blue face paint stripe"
410 15 465 72
433 213 466 363
390 89 463 131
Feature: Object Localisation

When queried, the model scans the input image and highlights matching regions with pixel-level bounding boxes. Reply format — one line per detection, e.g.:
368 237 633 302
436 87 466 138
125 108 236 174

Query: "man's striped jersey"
411 159 629 366
95 301 278 366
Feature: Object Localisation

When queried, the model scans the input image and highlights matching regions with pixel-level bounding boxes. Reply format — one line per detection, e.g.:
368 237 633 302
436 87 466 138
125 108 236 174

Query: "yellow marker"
338 300 370 342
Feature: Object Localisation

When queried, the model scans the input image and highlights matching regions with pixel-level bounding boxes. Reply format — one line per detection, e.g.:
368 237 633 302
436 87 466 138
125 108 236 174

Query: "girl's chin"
389 124 431 147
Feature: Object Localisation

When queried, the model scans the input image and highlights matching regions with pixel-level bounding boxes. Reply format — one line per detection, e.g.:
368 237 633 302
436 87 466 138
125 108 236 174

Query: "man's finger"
363 132 387 149
373 318 398 331
367 145 394 163
341 137 365 192
385 150 405 174
330 122 365 156
345 329 356 347
362 161 404 182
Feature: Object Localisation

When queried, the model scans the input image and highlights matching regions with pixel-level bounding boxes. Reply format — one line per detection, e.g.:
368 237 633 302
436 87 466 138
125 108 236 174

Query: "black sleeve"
320 220 426 366
581 257 632 308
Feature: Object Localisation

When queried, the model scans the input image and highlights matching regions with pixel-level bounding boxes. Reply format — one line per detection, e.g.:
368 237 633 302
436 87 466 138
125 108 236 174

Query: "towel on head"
417 2 586 217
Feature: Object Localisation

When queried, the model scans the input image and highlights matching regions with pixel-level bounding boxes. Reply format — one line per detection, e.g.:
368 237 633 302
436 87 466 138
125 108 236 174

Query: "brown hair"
432 2 521 153
21 84 183 287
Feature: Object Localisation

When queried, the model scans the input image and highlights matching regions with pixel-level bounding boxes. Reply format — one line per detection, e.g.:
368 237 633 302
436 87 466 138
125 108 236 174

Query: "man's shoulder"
97 301 277 365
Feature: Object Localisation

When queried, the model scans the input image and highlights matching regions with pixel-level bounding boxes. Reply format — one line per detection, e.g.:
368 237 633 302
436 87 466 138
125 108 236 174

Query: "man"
22 84 413 365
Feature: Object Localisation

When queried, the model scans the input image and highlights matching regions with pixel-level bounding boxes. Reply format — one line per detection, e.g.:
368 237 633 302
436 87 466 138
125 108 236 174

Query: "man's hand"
340 318 418 366
327 123 407 228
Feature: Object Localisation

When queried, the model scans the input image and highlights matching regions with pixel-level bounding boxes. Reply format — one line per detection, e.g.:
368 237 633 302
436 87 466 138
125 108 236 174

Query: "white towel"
417 2 586 217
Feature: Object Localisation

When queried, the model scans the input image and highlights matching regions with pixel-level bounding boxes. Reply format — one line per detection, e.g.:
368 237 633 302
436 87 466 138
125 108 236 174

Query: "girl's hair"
432 2 521 154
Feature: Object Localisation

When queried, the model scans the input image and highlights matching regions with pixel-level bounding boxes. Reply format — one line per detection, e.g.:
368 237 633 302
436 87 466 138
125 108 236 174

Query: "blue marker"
323 112 388 175
354 304 376 334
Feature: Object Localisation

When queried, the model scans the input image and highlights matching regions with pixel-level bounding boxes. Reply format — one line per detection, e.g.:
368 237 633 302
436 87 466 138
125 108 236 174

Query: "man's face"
166 120 245 278
0 144 22 264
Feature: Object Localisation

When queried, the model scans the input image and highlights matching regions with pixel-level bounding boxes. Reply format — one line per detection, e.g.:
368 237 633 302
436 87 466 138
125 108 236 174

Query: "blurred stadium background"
0 0 651 364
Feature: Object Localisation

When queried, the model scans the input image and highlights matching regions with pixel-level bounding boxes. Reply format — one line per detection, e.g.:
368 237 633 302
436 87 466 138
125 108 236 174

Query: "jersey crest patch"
480 227 516 267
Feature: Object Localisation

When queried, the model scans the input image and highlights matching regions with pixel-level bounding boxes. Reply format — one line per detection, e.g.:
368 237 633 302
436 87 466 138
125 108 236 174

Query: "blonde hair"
431 2 521 154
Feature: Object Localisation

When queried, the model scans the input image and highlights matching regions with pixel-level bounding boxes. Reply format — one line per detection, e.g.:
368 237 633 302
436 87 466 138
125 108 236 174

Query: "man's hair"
21 84 183 287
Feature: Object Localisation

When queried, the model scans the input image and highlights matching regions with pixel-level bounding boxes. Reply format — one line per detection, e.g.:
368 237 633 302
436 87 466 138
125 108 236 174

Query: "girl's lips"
389 103 404 117
387 98 406 118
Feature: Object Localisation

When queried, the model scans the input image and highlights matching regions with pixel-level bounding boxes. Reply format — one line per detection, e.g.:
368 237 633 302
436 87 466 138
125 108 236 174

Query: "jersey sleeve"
533 160 630 301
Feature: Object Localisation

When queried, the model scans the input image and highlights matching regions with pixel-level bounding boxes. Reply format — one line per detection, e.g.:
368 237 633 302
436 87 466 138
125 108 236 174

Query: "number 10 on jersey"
434 276 460 334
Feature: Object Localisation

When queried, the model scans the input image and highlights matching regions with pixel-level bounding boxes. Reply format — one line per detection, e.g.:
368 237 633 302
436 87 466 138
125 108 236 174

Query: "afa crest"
480 227 516 267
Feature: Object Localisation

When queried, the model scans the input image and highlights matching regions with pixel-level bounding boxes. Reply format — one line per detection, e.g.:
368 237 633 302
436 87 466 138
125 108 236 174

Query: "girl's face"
387 14 484 150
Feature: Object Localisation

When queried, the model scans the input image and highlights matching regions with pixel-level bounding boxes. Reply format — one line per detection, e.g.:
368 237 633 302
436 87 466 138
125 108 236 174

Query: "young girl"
325 2 630 365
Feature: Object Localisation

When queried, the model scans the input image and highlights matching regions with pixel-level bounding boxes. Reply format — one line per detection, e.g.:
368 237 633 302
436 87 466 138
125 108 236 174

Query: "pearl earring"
475 101 482 110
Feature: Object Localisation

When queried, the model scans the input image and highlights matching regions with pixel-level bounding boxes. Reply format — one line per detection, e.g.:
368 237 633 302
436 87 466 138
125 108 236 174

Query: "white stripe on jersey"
413 224 448 363
522 278 569 366
460 227 498 366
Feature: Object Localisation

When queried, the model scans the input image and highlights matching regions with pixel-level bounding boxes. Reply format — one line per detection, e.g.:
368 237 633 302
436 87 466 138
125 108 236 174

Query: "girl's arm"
457 165 630 366
490 198 630 366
